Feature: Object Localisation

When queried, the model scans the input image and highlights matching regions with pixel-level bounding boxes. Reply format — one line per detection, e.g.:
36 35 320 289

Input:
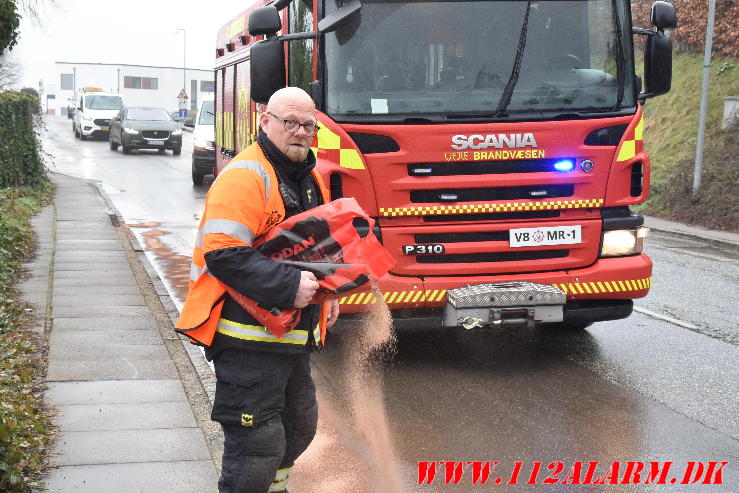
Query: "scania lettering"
213 0 676 332
451 133 538 150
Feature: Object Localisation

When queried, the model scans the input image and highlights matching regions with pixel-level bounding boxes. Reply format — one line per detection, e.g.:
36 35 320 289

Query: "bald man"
182 87 339 493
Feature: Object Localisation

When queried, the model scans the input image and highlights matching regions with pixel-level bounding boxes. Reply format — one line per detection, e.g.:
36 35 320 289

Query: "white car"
190 99 215 185
73 92 124 140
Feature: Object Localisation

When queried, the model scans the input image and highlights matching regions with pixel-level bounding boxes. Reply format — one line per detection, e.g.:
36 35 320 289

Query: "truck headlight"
123 127 139 135
600 227 649 257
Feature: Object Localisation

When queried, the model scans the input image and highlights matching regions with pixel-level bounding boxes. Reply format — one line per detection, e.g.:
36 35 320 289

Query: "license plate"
509 225 581 247
403 244 445 255
149 140 164 145
101 126 109 131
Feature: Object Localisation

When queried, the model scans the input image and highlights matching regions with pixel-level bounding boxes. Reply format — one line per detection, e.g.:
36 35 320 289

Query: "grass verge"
0 182 53 492
639 52 738 231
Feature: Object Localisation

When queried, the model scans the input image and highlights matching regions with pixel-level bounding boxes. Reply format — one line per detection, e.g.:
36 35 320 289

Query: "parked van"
73 88 124 140
190 98 215 185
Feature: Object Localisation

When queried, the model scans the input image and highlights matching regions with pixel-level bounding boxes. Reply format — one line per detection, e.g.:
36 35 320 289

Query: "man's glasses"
267 112 320 135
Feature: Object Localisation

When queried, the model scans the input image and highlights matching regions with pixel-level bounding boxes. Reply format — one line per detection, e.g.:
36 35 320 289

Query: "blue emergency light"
553 159 575 171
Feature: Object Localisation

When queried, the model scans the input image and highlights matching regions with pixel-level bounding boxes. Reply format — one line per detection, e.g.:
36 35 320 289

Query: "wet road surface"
42 116 739 491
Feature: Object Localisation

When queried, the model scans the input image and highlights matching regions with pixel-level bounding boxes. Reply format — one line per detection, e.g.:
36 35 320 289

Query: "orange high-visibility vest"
175 142 329 347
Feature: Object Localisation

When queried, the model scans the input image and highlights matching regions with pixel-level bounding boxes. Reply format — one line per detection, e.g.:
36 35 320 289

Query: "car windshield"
126 107 172 121
199 101 215 125
85 95 123 110
323 0 634 119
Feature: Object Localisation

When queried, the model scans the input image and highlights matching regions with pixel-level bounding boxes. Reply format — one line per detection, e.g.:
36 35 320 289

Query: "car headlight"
600 227 649 257
123 127 139 135
172 128 182 136
82 113 93 121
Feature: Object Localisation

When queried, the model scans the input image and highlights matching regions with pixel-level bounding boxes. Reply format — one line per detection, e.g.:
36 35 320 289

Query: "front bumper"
193 146 216 171
336 253 652 314
125 134 182 149
80 121 110 138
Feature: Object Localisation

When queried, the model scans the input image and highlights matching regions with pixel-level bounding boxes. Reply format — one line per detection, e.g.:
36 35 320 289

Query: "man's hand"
326 299 340 328
294 271 319 308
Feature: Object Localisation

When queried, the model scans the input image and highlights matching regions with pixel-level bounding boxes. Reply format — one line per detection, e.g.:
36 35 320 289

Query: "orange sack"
226 198 395 337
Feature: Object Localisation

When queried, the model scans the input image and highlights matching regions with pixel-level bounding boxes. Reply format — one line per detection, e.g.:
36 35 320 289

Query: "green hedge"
0 92 47 188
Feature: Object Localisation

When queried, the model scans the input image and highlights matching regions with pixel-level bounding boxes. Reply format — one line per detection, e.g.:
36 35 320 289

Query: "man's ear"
259 112 270 130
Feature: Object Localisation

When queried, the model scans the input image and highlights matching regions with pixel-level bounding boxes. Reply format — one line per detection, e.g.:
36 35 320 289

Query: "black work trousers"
211 348 318 493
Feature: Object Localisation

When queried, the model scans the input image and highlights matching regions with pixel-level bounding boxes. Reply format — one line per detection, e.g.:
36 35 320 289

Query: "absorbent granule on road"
343 283 404 493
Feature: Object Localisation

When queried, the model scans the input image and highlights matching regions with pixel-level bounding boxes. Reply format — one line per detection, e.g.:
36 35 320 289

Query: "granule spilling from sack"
343 283 404 492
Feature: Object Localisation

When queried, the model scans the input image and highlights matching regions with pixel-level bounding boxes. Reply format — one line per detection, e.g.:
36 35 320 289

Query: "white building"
54 61 214 115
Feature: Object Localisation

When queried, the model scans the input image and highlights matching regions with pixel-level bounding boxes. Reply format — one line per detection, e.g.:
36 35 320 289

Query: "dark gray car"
109 106 182 155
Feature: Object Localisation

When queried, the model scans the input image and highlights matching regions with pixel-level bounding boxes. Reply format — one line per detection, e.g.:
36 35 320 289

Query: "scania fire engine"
213 0 677 331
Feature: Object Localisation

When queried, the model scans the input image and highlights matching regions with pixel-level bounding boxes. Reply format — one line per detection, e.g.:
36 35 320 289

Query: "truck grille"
408 158 571 176
142 130 170 139
417 249 569 264
410 185 574 203
423 210 560 222
94 119 110 126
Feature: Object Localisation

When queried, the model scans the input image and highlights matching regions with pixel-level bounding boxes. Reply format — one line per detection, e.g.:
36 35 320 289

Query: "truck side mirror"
643 33 672 97
250 38 286 103
248 6 281 36
651 1 677 31
639 1 676 99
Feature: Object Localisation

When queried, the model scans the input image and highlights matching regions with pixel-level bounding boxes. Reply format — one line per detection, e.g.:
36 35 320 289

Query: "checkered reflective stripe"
379 198 605 217
615 113 644 162
310 124 366 170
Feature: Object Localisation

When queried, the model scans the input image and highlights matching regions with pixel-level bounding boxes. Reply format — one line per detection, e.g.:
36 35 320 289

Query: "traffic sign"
177 89 189 100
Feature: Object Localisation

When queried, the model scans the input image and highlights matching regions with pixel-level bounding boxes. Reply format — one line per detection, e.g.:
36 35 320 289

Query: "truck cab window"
288 0 315 92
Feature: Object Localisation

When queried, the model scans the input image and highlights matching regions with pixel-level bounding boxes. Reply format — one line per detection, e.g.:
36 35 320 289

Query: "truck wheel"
173 146 182 156
191 159 204 185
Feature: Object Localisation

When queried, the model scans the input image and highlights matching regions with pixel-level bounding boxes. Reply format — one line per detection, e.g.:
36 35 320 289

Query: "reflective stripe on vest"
196 219 256 248
217 318 309 345
215 160 273 200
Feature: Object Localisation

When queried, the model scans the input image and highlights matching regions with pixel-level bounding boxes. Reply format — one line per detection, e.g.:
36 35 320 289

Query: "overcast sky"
12 0 248 92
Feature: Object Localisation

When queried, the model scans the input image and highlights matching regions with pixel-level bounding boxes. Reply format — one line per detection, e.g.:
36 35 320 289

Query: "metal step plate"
447 281 566 308
444 282 566 328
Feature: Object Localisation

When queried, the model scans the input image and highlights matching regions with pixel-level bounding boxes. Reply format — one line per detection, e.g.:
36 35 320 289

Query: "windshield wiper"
611 0 625 110
494 0 533 118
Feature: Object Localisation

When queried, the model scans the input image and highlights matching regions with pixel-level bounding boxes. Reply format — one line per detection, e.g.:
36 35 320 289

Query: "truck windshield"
323 0 634 120
199 101 215 125
126 107 171 121
85 95 123 110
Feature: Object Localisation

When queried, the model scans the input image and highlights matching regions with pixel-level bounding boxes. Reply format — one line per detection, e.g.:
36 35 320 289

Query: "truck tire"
191 159 204 185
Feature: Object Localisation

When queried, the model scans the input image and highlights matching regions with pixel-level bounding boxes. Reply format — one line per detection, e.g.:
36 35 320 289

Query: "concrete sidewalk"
643 215 739 249
21 173 218 492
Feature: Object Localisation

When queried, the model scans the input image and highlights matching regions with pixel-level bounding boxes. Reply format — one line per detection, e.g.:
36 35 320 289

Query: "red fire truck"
214 0 676 331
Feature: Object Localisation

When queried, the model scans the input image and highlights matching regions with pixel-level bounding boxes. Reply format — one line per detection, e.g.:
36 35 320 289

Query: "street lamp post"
175 28 187 104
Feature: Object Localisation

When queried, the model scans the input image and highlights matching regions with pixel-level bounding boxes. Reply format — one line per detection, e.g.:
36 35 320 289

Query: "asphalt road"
42 116 739 492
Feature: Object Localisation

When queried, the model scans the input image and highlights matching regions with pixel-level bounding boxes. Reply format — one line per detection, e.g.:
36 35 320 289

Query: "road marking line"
633 306 698 330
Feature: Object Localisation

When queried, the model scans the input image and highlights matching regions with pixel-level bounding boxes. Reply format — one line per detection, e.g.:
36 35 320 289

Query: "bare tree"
17 0 61 26
0 52 20 89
